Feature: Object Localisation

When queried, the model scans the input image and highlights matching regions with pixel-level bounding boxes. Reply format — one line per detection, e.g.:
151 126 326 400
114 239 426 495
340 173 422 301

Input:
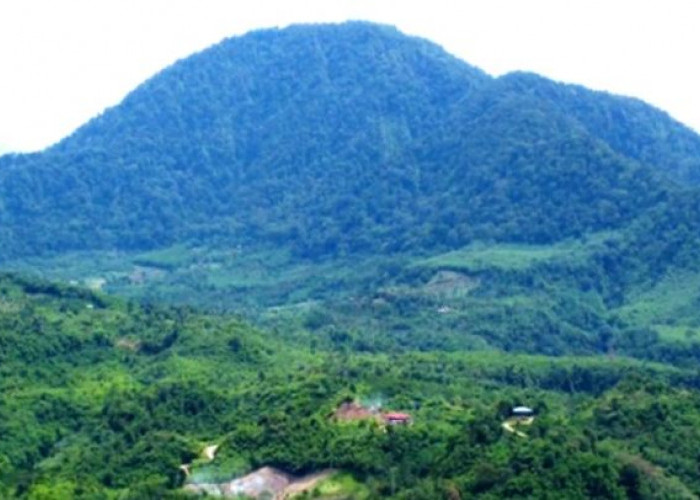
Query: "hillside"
6 273 700 498
2 22 700 374
5 22 700 497
1 22 699 262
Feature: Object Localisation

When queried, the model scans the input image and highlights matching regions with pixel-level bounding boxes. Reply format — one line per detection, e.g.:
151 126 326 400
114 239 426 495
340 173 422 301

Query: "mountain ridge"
0 21 698 264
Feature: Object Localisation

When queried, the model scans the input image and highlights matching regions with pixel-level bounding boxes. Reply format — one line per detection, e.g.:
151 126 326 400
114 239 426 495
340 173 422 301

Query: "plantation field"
412 233 619 272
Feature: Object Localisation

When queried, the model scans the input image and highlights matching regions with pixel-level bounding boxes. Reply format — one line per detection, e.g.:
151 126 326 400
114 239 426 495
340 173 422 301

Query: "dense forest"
3 21 700 498
4 273 700 498
1 22 700 261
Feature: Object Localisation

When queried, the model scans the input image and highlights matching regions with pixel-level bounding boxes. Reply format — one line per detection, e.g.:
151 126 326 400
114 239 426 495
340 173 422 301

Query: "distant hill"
1 21 699 261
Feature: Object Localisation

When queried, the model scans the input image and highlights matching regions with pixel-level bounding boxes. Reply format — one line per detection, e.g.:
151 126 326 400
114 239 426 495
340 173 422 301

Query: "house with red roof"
383 412 412 425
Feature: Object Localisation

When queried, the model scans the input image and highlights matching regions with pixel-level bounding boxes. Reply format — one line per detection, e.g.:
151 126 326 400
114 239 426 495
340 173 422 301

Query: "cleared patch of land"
184 466 336 499
617 269 700 329
203 444 219 461
502 417 534 438
412 232 619 272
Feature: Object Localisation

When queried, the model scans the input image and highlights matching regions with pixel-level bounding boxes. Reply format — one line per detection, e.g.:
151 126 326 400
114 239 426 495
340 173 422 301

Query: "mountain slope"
1 22 699 261
497 71 700 185
0 22 489 258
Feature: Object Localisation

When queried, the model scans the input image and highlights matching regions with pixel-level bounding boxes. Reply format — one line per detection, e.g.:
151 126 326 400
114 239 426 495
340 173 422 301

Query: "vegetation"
3 20 700 499
1 22 699 263
4 273 700 498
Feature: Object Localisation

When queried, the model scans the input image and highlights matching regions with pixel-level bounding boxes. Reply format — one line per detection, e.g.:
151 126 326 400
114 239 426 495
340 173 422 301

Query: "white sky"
1 0 699 153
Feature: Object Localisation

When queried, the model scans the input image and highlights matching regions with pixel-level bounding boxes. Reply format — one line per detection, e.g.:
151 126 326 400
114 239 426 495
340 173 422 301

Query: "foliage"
1 22 699 263
2 274 700 498
3 21 700 500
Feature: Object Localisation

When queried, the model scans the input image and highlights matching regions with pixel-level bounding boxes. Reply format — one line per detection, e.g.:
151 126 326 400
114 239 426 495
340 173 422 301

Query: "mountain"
1 21 699 261
6 22 700 498
490 71 700 185
3 21 700 364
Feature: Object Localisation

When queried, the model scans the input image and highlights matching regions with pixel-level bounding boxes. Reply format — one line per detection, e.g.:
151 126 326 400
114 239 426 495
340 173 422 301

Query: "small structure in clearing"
115 337 141 352
333 399 413 427
503 406 536 438
511 406 535 420
128 266 164 285
84 277 107 291
333 400 379 422
383 412 412 425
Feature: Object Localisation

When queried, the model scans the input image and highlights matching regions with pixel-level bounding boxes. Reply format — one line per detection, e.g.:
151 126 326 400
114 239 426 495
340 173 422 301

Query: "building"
511 406 535 419
383 412 412 425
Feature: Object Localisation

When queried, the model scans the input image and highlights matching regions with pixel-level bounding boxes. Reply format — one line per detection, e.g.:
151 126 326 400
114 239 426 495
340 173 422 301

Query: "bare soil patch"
184 466 335 499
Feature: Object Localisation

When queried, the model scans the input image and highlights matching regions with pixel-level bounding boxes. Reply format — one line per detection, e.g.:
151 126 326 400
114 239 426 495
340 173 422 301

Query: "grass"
412 232 618 272
187 455 251 485
653 325 700 344
617 269 700 327
3 250 134 282
416 243 566 271
310 471 371 499
3 245 404 311
132 244 194 270
5 235 622 318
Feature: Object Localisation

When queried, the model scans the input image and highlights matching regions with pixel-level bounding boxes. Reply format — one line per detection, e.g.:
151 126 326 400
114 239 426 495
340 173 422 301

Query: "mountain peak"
0 22 699 260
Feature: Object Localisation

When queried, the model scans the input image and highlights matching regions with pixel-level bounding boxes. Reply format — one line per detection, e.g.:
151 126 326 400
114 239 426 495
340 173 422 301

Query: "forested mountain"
491 72 700 185
6 21 700 499
1 21 699 261
2 21 700 365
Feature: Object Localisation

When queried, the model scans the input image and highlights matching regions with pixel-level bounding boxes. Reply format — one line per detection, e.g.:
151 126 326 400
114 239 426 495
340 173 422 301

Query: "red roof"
383 412 411 420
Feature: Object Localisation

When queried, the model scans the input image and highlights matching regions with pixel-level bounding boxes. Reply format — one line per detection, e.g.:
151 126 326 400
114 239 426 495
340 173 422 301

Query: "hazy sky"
1 0 699 153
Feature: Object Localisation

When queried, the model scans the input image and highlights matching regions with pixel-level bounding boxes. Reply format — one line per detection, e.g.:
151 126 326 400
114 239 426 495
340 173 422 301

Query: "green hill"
1 22 698 262
4 272 700 498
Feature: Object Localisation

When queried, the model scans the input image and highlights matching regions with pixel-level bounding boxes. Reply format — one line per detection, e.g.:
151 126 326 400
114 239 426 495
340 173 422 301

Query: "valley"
9 232 700 364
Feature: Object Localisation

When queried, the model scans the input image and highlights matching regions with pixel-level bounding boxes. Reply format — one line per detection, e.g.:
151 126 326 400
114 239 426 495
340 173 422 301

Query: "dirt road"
203 444 218 461
502 417 534 438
